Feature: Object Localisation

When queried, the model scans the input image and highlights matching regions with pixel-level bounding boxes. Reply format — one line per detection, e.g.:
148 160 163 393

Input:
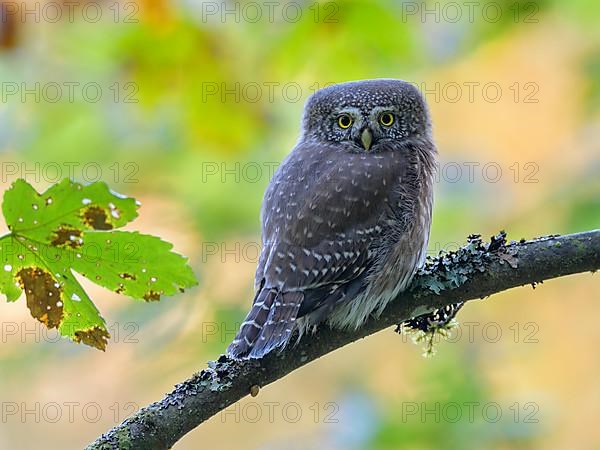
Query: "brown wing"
228 141 409 359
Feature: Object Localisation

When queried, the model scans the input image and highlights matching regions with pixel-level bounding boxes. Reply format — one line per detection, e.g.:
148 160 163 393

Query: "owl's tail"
227 288 303 359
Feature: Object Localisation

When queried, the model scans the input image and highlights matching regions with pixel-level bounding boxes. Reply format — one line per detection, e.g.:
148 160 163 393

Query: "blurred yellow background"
0 0 599 448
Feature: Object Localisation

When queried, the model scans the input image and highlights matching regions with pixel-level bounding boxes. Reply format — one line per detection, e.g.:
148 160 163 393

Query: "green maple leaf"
0 179 198 350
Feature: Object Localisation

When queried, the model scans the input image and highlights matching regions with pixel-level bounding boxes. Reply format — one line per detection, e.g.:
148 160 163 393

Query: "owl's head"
301 79 431 152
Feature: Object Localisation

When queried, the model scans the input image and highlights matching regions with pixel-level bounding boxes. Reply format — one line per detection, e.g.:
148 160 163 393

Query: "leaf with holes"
0 179 198 350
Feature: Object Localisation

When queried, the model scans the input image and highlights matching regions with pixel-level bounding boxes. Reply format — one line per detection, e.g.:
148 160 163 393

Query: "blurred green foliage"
1 0 598 239
372 350 541 449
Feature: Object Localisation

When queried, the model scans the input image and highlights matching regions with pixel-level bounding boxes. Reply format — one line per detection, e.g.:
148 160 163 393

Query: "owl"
227 79 438 359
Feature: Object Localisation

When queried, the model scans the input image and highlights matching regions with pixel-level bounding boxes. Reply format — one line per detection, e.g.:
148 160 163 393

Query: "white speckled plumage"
227 79 437 359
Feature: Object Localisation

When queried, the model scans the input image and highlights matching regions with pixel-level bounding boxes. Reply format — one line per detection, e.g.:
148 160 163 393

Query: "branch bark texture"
87 230 600 450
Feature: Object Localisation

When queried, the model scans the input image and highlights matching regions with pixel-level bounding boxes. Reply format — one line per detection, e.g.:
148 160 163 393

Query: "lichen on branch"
87 229 600 450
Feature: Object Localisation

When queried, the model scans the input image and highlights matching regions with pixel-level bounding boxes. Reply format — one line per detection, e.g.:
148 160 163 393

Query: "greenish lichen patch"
411 231 519 297
400 231 520 356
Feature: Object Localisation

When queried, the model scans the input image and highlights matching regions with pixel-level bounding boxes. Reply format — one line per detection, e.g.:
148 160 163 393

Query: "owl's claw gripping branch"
87 230 600 450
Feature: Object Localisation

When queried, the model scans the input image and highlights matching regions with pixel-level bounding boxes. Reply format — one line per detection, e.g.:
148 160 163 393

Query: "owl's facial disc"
302 79 431 150
331 107 374 151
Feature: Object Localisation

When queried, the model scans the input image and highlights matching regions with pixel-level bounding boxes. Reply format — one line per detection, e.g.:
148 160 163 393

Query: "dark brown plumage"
228 79 437 359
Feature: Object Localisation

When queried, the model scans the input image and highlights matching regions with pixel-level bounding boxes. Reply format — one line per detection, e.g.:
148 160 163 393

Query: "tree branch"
86 230 600 450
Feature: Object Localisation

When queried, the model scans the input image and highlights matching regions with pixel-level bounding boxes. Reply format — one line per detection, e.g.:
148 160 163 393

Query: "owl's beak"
360 128 373 151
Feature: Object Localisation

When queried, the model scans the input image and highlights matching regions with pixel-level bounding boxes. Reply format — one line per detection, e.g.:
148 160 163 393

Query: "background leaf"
0 179 198 350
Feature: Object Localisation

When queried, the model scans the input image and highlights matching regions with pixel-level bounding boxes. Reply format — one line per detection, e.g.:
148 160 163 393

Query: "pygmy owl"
227 79 438 359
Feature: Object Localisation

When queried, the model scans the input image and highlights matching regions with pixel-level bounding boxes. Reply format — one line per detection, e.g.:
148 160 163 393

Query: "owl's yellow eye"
337 114 353 129
379 113 394 127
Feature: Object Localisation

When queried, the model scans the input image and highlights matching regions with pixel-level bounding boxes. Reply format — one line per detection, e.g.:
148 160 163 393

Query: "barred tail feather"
227 288 276 359
248 291 303 359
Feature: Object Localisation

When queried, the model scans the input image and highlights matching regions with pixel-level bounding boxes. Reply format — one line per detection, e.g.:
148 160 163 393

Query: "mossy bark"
87 230 600 450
